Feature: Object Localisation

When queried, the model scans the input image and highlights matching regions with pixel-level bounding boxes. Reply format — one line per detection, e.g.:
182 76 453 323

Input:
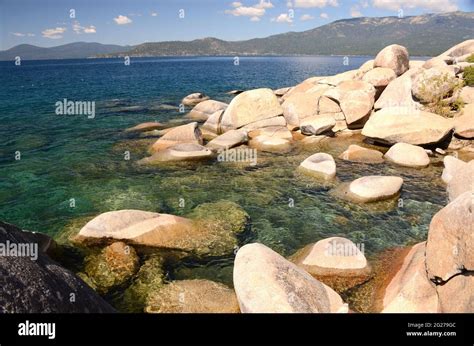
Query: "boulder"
74 202 249 259
460 86 474 104
125 122 163 133
240 116 287 131
324 80 376 103
340 90 374 126
248 126 292 141
361 107 453 146
382 243 438 313
83 242 140 294
454 105 474 138
201 110 225 135
347 176 403 202
145 279 240 313
409 60 426 69
207 130 248 150
318 70 360 86
441 156 467 184
281 87 329 128
425 191 474 283
299 153 336 180
151 122 203 152
300 115 336 135
437 275 474 313
359 59 374 73
233 243 348 313
446 160 474 201
249 135 292 153
384 143 430 168
318 96 341 113
374 68 422 110
362 67 397 88
187 100 227 121
141 143 213 163
220 88 283 132
281 81 317 101
439 39 474 59
374 44 410 76
0 221 115 313
338 144 384 164
422 57 448 69
412 67 459 103
291 237 371 292
274 87 292 97
182 93 209 107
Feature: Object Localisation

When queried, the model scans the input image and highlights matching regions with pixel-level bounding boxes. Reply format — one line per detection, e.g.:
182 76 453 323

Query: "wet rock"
338 144 384 164
140 143 213 163
347 176 403 203
299 153 336 180
384 143 430 168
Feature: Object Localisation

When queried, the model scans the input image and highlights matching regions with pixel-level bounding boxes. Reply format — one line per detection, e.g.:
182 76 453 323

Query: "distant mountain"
1 12 473 61
0 42 130 60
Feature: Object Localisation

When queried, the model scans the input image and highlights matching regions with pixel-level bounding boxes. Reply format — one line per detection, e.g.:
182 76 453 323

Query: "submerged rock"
145 279 240 313
125 122 164 133
384 143 430 168
299 153 336 180
291 237 371 293
0 221 115 313
141 143 213 163
84 242 140 294
233 243 348 313
382 242 438 313
347 176 403 203
338 144 384 164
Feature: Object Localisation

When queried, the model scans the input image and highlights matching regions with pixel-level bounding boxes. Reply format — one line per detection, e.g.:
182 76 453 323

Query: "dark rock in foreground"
0 221 115 313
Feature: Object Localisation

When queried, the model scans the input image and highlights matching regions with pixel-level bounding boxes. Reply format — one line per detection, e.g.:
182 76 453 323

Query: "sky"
0 0 473 50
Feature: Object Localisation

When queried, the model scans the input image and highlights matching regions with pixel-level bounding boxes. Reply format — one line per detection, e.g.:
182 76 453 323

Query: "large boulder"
347 176 403 202
374 44 410 76
207 130 248 150
145 279 240 313
454 103 474 139
151 122 203 152
460 86 474 104
240 116 287 131
233 243 348 313
318 70 360 86
382 243 438 313
318 96 341 114
299 153 336 180
446 160 474 201
374 68 422 110
425 192 474 283
141 143 213 164
412 67 459 103
441 156 467 184
187 100 227 121
439 39 474 59
182 93 209 107
220 88 283 132
338 144 384 164
281 86 329 128
384 143 430 168
74 202 250 259
300 115 336 135
202 110 224 135
83 242 140 294
291 237 371 292
0 221 115 313
361 107 453 146
437 275 474 313
362 67 397 88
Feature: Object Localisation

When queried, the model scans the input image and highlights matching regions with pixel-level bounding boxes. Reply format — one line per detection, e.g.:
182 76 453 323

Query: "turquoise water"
0 56 443 286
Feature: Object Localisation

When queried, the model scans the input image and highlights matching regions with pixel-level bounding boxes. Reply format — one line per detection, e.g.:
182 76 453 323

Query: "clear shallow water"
0 56 443 287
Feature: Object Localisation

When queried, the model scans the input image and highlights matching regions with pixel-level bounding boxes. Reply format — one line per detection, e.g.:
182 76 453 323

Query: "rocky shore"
1 40 473 313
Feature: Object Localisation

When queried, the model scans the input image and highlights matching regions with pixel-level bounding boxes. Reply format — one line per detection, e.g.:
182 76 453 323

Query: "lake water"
0 56 444 289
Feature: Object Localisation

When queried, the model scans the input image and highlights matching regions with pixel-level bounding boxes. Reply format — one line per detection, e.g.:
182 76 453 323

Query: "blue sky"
0 0 473 50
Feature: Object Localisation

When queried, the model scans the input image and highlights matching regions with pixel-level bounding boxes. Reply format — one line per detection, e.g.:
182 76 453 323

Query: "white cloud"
360 0 369 8
372 0 458 12
12 32 25 37
351 5 362 17
113 15 132 25
27 33 35 37
272 13 293 23
72 21 96 34
42 27 66 39
151 12 158 17
300 14 315 21
225 1 274 20
292 0 339 8
320 12 329 18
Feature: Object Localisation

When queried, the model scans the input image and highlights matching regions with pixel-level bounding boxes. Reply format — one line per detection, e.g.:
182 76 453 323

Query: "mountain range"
1 11 473 61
